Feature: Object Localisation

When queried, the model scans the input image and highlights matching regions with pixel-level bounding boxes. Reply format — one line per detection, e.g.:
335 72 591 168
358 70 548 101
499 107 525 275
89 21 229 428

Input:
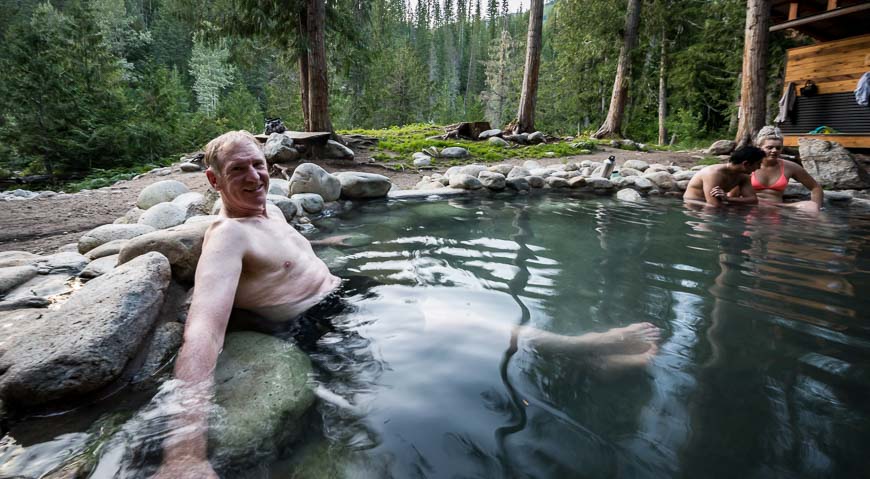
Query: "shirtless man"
156 131 340 478
683 146 765 207
156 131 663 477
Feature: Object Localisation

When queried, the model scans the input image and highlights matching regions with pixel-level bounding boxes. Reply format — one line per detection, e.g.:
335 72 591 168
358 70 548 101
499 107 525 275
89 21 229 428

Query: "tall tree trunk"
515 0 543 133
729 72 741 133
594 0 642 139
657 29 668 145
735 0 770 148
298 9 311 131
306 0 334 134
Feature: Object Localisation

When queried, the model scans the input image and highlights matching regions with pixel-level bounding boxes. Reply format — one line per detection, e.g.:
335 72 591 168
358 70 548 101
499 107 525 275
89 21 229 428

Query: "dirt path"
1 146 704 255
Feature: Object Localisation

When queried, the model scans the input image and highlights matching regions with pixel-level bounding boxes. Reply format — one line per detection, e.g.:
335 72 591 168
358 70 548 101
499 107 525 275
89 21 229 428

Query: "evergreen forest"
0 0 805 180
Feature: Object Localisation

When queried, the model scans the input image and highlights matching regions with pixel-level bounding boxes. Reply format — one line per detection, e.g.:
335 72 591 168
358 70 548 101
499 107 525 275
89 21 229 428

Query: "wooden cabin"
770 0 870 149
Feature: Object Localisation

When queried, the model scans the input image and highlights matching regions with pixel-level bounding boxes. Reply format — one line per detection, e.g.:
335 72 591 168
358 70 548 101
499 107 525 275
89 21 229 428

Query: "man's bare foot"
574 322 662 355
595 343 660 374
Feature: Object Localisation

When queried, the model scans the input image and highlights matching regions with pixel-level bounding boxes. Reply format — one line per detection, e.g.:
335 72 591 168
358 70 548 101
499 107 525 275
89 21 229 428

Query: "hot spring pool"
3 193 869 478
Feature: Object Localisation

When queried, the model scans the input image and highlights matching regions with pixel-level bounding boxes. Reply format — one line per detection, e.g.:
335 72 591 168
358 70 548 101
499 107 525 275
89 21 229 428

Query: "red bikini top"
751 160 788 192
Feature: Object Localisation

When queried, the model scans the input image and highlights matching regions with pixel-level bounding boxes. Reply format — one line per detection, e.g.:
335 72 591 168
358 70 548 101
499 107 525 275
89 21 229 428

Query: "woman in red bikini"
731 127 823 212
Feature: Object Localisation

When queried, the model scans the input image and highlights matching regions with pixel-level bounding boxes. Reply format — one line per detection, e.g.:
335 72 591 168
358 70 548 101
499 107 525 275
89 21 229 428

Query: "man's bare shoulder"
697 164 726 176
203 217 251 248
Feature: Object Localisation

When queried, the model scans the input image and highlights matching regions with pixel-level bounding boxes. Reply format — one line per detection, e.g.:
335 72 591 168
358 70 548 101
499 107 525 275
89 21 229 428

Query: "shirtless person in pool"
683 146 765 207
156 131 662 478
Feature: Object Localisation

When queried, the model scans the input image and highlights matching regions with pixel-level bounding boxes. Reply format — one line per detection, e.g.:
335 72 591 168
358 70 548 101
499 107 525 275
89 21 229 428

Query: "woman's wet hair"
729 146 765 165
203 130 261 173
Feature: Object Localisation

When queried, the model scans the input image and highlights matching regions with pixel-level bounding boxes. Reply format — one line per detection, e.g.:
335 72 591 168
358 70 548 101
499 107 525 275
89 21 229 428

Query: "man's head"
729 146 765 173
203 130 269 217
204 130 261 173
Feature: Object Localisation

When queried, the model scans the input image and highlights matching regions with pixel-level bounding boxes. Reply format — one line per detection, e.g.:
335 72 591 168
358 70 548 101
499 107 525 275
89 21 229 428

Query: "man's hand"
710 186 727 200
310 234 353 247
153 458 219 479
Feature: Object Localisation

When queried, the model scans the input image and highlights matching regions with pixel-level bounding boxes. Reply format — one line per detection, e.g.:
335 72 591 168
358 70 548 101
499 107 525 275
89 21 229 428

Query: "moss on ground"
340 123 597 166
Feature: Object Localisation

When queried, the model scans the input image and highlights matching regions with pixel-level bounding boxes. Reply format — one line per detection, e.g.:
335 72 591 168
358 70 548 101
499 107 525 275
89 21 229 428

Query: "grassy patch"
339 123 597 164
697 156 721 166
64 160 172 192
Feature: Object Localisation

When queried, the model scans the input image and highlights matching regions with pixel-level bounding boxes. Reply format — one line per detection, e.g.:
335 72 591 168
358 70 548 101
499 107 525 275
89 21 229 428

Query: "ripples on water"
2 194 868 478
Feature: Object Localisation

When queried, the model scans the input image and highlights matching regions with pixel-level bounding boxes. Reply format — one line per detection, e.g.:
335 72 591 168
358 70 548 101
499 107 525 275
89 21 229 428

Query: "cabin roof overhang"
770 0 870 41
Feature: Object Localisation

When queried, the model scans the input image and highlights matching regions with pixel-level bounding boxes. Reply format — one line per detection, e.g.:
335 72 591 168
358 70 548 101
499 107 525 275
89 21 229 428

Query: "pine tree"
481 29 519 127
189 28 235 117
0 3 130 176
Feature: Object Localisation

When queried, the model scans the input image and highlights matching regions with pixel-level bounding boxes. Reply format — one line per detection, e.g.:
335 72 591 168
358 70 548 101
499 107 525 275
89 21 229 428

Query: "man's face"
207 140 269 216
740 160 762 174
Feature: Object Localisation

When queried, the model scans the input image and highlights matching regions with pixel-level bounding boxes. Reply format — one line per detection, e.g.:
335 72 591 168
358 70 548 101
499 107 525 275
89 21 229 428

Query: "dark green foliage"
0 0 806 182
0 3 130 176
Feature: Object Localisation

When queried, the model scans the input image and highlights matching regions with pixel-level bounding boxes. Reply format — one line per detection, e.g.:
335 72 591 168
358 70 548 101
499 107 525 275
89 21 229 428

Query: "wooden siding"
784 33 870 95
783 135 870 148
779 93 870 134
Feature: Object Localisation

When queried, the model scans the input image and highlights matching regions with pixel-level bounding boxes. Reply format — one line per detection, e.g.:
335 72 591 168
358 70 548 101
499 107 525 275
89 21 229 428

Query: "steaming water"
2 194 868 478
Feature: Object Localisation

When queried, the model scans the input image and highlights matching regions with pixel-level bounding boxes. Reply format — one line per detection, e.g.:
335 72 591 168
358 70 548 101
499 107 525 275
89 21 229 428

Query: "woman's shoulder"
782 159 807 176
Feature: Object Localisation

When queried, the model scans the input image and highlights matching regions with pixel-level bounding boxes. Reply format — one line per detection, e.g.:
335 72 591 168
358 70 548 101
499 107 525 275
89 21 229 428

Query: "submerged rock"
0 252 171 407
209 332 315 465
617 188 644 202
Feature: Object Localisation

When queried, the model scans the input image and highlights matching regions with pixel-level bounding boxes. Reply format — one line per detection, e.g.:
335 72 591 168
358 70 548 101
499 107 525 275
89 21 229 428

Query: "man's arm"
156 221 245 478
788 161 823 208
702 174 725 207
721 176 758 205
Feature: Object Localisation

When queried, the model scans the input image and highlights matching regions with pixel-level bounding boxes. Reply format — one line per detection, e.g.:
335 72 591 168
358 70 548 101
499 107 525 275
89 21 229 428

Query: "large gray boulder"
264 133 300 163
79 224 156 254
289 163 341 202
440 147 470 158
507 166 531 179
290 193 325 214
3 273 74 303
0 252 171 407
137 180 190 210
707 140 736 155
268 178 291 197
85 239 129 260
138 202 188 230
172 192 208 219
117 221 211 282
449 174 483 190
622 159 649 172
267 195 299 222
336 172 392 199
798 139 870 190
113 207 145 225
478 129 502 139
0 265 38 295
79 254 119 280
458 164 487 178
208 332 315 464
131 321 185 386
643 171 676 190
488 137 509 147
323 140 355 161
479 171 506 190
0 251 42 268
